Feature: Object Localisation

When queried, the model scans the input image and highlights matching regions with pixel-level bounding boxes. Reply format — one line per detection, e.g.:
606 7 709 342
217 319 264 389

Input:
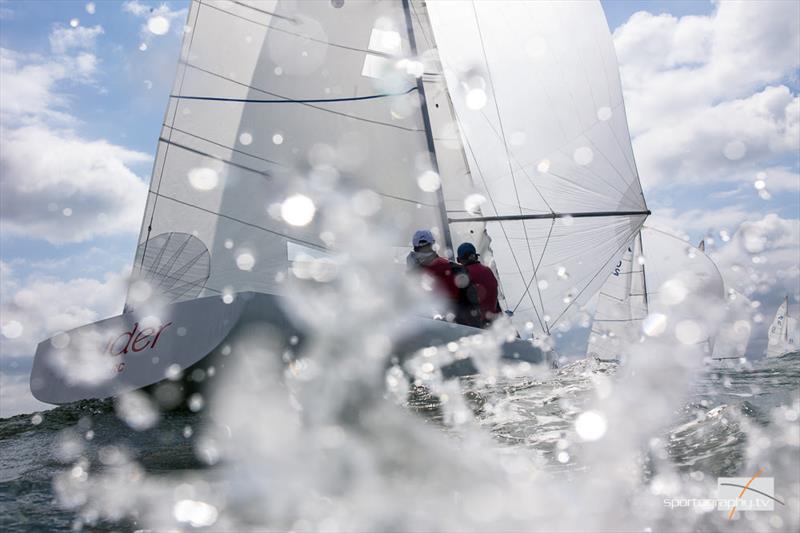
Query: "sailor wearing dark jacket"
456 242 501 326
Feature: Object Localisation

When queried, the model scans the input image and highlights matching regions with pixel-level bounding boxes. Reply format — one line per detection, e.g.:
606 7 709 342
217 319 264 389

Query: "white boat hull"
30 292 546 405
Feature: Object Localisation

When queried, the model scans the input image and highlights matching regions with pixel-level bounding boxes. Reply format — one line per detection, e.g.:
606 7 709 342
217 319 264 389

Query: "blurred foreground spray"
50 191 799 532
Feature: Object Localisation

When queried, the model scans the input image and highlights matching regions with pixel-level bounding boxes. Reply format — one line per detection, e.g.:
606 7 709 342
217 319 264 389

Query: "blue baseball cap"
457 242 478 259
412 229 435 248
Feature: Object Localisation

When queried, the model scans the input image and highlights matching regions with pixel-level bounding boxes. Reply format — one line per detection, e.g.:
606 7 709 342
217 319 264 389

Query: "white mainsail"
766 296 799 358
128 0 456 306
427 0 649 337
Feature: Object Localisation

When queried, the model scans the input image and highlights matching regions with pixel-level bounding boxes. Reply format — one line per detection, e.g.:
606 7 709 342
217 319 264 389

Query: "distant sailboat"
31 0 648 405
587 228 725 361
766 296 798 358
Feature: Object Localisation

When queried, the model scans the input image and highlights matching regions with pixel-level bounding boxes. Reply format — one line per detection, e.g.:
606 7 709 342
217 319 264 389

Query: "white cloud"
49 24 104 54
122 0 188 42
648 205 755 237
0 125 149 243
0 268 129 360
0 265 129 417
614 2 800 190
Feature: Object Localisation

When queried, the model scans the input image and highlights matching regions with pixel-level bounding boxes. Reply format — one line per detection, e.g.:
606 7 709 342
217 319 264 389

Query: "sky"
0 0 798 417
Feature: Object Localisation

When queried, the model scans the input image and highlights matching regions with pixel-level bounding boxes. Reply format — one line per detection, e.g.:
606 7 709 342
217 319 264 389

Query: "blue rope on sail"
171 86 418 104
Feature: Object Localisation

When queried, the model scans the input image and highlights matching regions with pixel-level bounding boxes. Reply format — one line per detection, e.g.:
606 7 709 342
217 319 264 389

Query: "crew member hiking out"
456 242 502 328
406 230 482 328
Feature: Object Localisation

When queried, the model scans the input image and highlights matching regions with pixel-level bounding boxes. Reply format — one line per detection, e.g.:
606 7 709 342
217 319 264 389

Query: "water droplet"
557 451 570 463
224 239 234 249
596 107 612 121
675 320 705 345
166 364 182 380
272 133 284 145
740 224 766 253
754 179 766 190
464 193 486 214
115 391 159 431
642 313 668 337
720 229 730 242
417 170 441 192
2 320 23 339
537 159 551 173
239 132 253 146
147 15 170 36
557 266 568 279
188 393 204 412
31 414 43 425
236 251 256 271
281 194 316 226
723 140 746 160
659 279 687 306
465 88 487 110
188 167 219 191
537 279 549 290
85 2 96 15
573 146 594 166
62 208 72 217
222 287 234 304
183 425 193 438
69 18 79 27
173 500 218 528
128 280 152 303
139 42 148 51
274 66 283 76
51 332 71 349
575 410 606 441
509 131 526 146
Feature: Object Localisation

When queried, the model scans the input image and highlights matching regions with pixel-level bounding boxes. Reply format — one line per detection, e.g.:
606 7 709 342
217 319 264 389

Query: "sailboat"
766 296 798 358
30 0 648 405
587 228 726 361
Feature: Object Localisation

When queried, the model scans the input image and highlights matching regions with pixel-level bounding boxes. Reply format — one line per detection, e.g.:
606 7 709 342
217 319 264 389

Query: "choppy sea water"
1 351 798 532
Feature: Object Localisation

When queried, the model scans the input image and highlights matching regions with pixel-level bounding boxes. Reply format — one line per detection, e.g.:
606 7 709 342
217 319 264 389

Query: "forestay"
427 0 649 335
128 0 450 306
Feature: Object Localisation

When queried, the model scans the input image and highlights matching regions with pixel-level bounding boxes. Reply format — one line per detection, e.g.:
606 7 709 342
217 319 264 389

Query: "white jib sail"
586 232 647 361
766 297 798 358
427 0 649 337
128 0 459 308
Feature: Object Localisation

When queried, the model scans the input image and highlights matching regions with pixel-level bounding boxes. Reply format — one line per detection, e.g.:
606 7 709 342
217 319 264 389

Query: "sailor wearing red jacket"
405 229 460 302
456 242 501 326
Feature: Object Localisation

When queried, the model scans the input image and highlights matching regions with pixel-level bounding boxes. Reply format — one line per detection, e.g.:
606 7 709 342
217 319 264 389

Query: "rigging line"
201 1 394 58
155 232 191 282
512 217 555 333
138 0 201 283
408 0 435 50
151 191 328 252
163 124 284 168
402 0 453 254
229 0 298 23
449 210 651 223
159 136 438 209
172 86 418 104
181 62 424 133
550 220 646 328
158 137 271 177
461 123 546 331
472 1 543 305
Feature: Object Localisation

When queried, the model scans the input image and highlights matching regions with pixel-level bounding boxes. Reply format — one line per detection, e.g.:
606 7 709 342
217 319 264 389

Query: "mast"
401 0 454 257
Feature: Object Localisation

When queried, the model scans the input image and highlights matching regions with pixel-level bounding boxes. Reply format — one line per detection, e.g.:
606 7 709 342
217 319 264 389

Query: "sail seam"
449 210 651 223
171 86 419 104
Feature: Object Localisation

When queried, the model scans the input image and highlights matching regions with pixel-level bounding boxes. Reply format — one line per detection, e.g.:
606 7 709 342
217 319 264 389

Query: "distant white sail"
128 0 455 306
766 297 799 358
587 233 647 360
427 0 649 336
586 227 726 359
